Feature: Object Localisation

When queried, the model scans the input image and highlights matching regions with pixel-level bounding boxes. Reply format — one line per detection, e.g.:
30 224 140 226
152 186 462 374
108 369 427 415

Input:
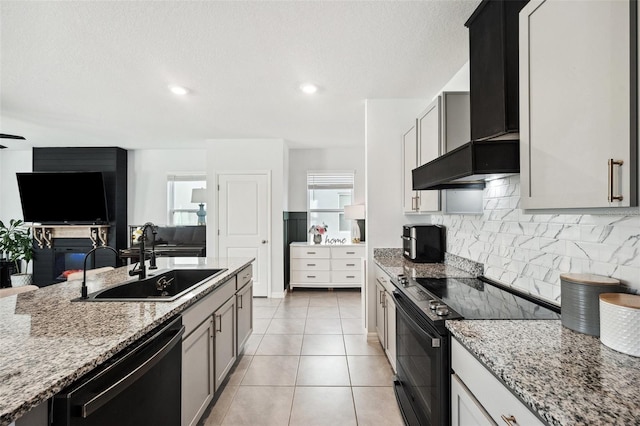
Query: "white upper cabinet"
402 123 420 213
416 97 442 212
403 92 475 214
520 0 637 209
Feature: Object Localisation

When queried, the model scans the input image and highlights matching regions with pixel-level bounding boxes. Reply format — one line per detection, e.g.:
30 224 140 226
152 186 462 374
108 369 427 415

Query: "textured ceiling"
0 0 479 150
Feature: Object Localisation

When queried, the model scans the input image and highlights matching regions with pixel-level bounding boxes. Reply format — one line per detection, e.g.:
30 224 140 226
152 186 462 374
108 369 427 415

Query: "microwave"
402 224 445 263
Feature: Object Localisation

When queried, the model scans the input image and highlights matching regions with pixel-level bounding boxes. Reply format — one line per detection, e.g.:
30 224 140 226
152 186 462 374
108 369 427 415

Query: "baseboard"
366 331 379 341
270 291 286 299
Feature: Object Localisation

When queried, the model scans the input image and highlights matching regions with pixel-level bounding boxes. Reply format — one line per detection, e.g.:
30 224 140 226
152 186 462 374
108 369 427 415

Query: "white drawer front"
331 259 361 271
331 246 365 259
291 246 331 259
331 270 362 283
291 270 331 283
291 258 331 271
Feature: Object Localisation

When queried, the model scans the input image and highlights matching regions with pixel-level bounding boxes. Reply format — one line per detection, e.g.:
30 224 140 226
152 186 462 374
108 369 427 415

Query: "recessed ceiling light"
300 83 318 94
169 85 189 95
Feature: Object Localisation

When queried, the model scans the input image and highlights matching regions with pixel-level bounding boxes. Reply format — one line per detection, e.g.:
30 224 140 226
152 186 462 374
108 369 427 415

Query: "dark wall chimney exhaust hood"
411 0 527 191
412 140 519 190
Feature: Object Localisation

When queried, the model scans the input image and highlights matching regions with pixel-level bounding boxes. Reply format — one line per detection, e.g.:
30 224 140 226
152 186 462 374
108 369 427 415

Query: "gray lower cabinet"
181 265 253 426
182 317 214 426
214 296 236 391
236 280 253 353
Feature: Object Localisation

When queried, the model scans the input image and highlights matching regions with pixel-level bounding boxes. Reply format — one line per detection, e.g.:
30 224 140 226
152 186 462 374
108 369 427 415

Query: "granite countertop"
0 256 254 426
447 320 640 426
373 248 482 279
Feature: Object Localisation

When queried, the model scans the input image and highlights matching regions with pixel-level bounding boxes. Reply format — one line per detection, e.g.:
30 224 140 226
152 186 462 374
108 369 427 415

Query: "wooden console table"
31 225 110 249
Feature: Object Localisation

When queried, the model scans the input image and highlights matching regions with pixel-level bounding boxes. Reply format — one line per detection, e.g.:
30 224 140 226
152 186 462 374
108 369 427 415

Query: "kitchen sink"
82 268 227 302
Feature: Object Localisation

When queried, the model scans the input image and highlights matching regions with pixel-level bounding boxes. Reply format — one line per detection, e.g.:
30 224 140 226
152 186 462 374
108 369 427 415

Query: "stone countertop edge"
0 257 254 426
446 320 640 426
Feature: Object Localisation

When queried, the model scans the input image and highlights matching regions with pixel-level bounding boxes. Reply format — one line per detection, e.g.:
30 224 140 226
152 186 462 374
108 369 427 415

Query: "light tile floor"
202 289 404 426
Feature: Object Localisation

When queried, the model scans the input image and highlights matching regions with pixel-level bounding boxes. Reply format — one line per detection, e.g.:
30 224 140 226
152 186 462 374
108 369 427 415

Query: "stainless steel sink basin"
82 268 227 302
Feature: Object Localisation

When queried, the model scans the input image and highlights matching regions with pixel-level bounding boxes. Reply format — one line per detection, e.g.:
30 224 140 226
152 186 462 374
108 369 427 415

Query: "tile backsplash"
430 176 640 305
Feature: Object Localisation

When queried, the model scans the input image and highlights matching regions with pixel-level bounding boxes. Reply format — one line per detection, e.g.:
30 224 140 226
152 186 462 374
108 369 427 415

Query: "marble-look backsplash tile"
430 176 640 305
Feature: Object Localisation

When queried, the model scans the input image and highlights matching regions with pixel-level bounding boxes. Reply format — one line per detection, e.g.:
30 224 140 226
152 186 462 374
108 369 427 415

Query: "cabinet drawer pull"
346 275 355 279
501 415 517 425
307 251 316 254
346 263 355 267
346 251 355 255
307 263 316 267
307 275 316 279
608 159 624 202
215 315 222 333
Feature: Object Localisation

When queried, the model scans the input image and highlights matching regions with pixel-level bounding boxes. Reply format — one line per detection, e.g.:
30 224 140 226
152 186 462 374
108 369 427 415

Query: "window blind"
307 171 355 190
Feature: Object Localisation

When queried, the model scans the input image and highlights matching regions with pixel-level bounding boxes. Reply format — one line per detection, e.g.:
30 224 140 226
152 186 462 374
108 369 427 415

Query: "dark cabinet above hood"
412 140 519 190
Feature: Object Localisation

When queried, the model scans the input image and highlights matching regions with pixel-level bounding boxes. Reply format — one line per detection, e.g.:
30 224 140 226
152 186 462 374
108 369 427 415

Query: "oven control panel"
393 274 460 321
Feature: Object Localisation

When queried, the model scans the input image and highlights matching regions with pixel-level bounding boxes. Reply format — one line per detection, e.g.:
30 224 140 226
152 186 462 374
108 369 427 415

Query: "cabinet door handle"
608 159 624 202
379 290 385 302
238 294 243 309
411 196 416 211
215 315 222 333
415 194 420 211
501 415 517 425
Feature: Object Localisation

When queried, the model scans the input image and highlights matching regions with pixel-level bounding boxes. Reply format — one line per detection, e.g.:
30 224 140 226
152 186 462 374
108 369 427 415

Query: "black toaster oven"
402 225 445 263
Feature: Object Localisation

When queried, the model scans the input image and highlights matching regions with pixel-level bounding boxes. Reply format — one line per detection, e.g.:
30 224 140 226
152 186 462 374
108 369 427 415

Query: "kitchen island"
447 320 640 425
0 256 254 426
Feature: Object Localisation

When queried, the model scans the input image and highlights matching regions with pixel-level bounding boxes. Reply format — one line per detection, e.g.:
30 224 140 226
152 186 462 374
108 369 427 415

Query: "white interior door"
217 172 270 297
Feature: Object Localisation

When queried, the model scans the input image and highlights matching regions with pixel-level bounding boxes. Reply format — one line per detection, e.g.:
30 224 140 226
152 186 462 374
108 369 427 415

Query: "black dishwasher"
52 316 184 426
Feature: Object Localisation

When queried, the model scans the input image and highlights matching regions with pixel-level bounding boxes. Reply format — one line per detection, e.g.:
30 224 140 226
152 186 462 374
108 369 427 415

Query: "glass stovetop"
415 277 560 320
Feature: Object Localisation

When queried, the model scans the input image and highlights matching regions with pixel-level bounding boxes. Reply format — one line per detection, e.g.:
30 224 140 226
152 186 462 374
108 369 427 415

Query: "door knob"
261 240 268 244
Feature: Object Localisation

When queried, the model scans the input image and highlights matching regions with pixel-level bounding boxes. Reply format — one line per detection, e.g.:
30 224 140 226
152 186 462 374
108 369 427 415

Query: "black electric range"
390 273 560 426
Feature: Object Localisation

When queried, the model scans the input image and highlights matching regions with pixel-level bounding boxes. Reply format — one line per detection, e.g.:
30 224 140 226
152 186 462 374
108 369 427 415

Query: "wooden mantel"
31 225 110 249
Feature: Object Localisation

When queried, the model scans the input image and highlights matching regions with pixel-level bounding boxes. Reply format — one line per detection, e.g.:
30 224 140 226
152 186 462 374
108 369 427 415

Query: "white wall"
127 149 206 225
0 150 33 222
288 147 365 211
206 139 288 298
364 99 429 334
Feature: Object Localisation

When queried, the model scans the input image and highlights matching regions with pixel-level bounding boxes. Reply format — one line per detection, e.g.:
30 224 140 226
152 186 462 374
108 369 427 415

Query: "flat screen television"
16 172 110 224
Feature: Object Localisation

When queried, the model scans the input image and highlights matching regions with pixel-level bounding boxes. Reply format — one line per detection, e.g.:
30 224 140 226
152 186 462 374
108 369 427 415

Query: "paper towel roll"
600 293 640 357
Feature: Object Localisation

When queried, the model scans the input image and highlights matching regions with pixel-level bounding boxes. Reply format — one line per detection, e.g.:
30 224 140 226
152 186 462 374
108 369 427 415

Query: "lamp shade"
344 204 365 220
191 188 207 204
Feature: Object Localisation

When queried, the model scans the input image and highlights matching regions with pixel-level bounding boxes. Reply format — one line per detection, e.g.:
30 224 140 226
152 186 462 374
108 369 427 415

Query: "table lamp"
191 188 207 226
344 204 365 243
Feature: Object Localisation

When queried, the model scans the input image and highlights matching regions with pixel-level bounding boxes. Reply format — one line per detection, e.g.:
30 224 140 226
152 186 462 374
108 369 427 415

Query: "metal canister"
560 273 623 336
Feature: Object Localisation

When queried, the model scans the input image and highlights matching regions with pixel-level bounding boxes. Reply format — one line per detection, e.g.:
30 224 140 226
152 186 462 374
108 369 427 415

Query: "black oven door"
393 291 449 426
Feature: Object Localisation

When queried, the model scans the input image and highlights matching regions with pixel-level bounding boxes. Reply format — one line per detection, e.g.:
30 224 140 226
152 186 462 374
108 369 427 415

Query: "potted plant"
0 219 34 286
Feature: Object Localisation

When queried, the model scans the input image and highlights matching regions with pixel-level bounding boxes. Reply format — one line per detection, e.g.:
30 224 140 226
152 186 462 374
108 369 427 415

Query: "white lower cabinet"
181 266 253 426
182 318 214 426
375 265 396 372
451 374 495 426
451 338 544 426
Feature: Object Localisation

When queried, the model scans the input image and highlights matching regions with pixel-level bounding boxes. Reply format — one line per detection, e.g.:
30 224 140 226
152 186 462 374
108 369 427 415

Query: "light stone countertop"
446 320 640 426
373 250 479 280
0 256 254 426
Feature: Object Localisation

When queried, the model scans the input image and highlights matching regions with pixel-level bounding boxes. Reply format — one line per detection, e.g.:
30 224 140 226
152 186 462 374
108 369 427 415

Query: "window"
307 171 354 242
167 175 206 225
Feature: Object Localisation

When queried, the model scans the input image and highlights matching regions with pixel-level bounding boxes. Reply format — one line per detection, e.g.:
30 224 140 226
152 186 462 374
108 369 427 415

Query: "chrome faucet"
81 245 119 299
129 222 157 280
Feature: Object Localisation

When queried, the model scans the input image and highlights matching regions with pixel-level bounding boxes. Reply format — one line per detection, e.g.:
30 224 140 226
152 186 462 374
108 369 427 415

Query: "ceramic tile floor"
201 288 404 426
